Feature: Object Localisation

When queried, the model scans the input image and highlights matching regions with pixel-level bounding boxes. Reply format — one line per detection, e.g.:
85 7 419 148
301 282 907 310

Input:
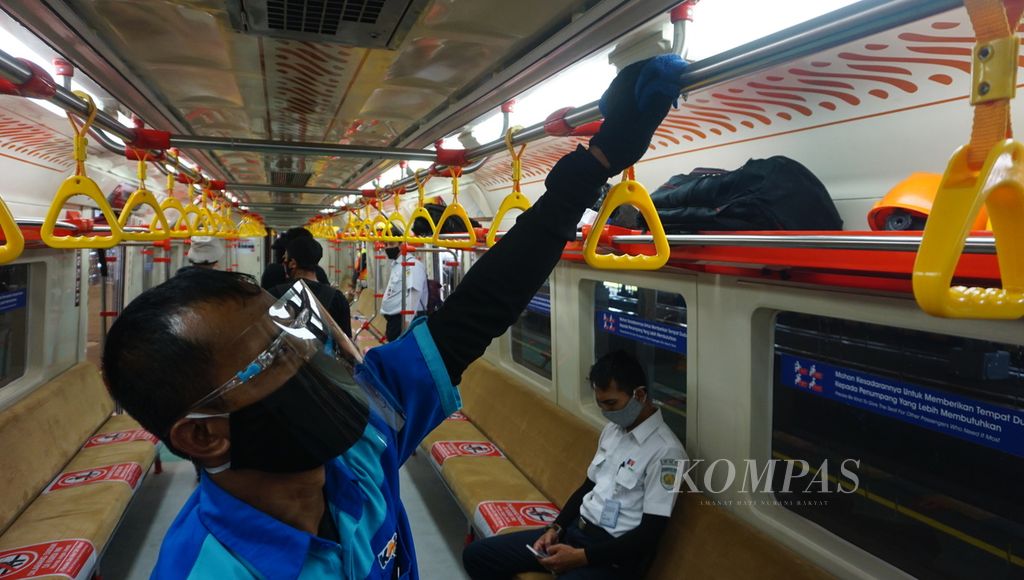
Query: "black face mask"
384 247 400 260
229 364 371 473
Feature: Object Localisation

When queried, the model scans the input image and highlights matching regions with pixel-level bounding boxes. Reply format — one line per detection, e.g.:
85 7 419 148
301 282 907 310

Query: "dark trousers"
462 520 634 580
384 313 403 342
385 312 427 342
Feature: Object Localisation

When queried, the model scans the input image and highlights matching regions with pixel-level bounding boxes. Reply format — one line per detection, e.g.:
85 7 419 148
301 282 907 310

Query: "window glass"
0 264 28 389
772 313 1024 579
141 247 156 291
86 248 122 368
593 281 687 442
511 278 552 379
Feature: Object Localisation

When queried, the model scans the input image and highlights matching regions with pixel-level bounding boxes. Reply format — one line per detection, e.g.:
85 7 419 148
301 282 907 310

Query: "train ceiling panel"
225 0 428 49
36 0 592 216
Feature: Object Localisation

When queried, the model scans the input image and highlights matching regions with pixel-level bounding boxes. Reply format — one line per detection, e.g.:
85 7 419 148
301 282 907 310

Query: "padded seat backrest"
460 360 598 506
0 363 114 534
647 493 830 579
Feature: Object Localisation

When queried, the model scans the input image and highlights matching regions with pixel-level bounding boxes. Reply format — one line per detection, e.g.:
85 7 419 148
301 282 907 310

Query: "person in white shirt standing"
380 240 428 342
463 350 687 579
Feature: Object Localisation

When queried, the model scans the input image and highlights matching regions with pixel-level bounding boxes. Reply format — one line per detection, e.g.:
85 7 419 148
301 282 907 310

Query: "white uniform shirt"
580 409 687 537
380 255 427 315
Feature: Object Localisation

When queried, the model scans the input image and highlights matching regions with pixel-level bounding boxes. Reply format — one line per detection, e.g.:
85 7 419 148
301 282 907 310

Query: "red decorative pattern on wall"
0 111 74 170
477 14 1003 189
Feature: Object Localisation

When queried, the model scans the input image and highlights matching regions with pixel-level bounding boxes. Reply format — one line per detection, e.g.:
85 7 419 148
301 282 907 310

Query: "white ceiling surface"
62 0 594 220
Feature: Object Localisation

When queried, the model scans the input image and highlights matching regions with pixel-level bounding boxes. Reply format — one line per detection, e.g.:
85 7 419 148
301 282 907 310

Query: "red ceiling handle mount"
0 58 57 99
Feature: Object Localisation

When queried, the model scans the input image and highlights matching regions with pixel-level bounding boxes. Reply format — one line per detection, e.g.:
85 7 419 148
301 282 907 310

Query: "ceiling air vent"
228 0 429 49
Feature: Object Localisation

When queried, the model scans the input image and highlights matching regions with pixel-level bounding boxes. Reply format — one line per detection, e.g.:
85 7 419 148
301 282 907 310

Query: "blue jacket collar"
196 461 361 580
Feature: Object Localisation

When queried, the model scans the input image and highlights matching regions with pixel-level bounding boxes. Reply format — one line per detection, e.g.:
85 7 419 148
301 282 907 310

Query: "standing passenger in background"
273 236 352 339
462 350 685 579
261 227 331 290
180 236 223 272
380 239 427 342
102 55 686 579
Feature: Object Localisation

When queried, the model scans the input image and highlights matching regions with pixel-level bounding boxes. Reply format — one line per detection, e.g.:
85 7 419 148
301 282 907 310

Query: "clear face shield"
185 280 404 473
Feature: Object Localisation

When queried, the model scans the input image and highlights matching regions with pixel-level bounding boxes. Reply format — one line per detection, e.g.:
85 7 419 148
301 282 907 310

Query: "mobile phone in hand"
525 544 549 558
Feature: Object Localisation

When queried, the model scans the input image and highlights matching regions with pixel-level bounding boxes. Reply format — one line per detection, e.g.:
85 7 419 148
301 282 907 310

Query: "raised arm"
427 55 687 384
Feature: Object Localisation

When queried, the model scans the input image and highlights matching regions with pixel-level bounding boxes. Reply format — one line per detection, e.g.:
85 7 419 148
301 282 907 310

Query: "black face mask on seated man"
184 280 403 474
384 246 400 260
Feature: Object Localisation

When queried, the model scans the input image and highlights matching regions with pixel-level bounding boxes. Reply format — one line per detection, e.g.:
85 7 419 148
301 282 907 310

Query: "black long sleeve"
329 292 353 339
553 478 596 531
584 513 670 568
427 146 610 384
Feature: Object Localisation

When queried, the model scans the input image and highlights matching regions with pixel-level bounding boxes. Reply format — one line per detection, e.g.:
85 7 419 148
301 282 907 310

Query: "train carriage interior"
0 0 1021 578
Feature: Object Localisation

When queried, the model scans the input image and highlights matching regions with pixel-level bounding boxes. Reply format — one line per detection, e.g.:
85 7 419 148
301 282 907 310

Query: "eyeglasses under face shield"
186 280 405 440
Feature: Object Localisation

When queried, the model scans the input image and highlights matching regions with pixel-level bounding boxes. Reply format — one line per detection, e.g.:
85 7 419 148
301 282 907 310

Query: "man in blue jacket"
101 55 685 579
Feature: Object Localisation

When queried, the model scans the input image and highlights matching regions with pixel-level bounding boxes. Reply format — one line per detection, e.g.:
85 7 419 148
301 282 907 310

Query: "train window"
772 312 1024 579
510 278 552 380
593 281 687 441
141 247 156 291
0 264 29 389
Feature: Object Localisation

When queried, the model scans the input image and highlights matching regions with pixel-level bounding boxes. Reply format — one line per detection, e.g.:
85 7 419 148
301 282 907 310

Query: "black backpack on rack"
607 156 843 233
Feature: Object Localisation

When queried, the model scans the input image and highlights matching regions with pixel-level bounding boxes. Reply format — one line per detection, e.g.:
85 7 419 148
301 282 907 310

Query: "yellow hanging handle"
158 172 191 239
406 169 437 245
41 92 123 249
583 167 669 271
913 0 1024 319
487 127 532 247
119 152 170 241
356 205 371 241
178 182 203 236
432 167 477 248
0 197 24 265
369 193 392 241
383 191 407 243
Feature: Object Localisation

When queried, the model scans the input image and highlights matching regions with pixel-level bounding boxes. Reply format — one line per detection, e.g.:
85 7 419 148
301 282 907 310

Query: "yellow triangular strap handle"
194 207 216 235
432 203 477 248
405 207 436 244
0 198 24 265
583 170 669 271
912 140 1024 319
41 175 123 249
486 191 530 247
119 187 170 241
180 204 203 235
371 211 391 240
158 197 191 239
384 211 407 243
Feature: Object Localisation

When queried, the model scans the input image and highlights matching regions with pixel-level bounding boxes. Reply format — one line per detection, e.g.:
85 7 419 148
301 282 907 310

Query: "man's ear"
168 417 231 462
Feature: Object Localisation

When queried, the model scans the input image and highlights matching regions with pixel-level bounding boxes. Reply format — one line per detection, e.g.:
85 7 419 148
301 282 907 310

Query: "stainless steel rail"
426 232 996 255
616 233 997 254
167 135 437 162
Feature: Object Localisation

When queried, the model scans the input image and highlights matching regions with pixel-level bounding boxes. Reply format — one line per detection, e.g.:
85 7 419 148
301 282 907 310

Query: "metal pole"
168 135 437 162
610 233 998 254
226 184 362 196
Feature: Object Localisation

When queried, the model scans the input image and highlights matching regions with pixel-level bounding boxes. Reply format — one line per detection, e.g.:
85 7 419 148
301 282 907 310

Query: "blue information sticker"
0 289 26 314
596 309 687 354
778 353 1024 458
526 294 550 316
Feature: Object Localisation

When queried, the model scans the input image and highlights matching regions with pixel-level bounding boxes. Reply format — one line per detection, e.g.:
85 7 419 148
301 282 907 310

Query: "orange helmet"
868 173 989 231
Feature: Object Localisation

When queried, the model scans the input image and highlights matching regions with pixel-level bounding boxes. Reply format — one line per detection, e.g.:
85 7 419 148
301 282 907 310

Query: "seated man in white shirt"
462 350 687 579
380 240 428 342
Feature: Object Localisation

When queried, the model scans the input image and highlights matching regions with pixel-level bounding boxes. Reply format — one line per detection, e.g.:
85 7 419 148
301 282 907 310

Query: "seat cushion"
646 494 830 580
460 360 598 506
442 457 547 515
419 416 488 455
0 363 114 534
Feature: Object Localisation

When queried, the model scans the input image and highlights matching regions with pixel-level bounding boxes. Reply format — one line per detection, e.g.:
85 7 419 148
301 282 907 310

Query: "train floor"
102 446 471 579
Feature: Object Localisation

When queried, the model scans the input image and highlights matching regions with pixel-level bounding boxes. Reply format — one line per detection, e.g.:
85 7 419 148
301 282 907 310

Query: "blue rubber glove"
589 54 687 175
